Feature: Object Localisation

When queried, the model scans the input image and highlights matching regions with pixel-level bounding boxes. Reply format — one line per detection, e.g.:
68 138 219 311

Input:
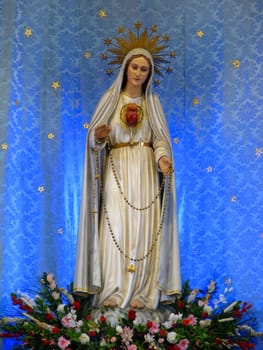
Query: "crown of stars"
84 51 91 59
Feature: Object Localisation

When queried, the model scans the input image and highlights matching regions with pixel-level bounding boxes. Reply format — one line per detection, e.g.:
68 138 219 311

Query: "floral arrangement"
0 272 258 350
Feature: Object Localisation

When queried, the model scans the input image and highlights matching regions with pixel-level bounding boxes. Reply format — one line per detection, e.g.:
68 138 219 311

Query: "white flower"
188 288 199 303
57 304 66 313
223 301 238 313
208 280 216 293
169 313 182 324
52 291 60 300
77 320 83 328
224 286 233 294
144 333 155 343
163 321 172 329
100 338 107 347
198 300 204 307
46 273 54 284
214 294 227 308
79 333 90 344
199 319 212 327
203 304 213 315
59 288 74 304
167 331 177 344
133 317 141 326
116 325 123 334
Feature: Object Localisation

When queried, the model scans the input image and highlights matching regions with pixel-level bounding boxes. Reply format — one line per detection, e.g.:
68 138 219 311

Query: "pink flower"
148 321 159 333
58 335 70 350
182 314 197 326
127 344 137 350
121 326 134 344
61 314 76 328
178 338 189 350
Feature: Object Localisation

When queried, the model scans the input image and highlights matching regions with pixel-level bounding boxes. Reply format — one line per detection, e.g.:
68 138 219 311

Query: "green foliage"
0 273 257 350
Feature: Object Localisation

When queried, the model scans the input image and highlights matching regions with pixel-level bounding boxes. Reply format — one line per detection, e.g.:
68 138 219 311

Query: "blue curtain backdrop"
0 0 262 348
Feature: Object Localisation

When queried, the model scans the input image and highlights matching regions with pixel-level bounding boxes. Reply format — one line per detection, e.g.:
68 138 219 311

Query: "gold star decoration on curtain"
1 143 8 150
255 148 263 157
52 81 60 90
24 27 33 37
196 30 204 38
98 9 107 18
232 59 240 69
38 186 45 193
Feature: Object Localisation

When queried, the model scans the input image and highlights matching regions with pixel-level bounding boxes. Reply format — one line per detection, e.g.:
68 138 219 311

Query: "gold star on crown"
102 23 176 79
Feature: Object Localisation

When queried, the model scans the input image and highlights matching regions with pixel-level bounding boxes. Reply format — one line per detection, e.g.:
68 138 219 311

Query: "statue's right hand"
94 125 111 143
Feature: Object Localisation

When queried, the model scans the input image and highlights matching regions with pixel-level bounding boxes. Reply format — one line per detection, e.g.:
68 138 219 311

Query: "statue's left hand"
158 156 173 175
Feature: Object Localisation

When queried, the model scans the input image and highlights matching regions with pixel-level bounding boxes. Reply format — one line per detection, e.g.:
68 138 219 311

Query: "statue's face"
126 56 150 89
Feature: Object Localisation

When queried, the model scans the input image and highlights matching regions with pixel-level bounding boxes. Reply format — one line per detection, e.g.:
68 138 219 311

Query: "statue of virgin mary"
74 47 181 309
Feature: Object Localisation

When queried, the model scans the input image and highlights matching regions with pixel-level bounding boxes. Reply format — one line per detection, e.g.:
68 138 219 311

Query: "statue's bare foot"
103 298 117 307
130 299 144 309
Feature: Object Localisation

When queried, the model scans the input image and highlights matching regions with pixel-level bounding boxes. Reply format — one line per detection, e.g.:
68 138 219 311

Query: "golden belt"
110 141 152 149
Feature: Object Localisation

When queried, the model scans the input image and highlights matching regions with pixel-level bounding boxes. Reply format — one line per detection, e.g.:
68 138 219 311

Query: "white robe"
92 95 170 309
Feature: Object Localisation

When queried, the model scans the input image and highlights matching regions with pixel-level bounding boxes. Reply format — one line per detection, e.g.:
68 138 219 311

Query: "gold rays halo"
101 22 176 86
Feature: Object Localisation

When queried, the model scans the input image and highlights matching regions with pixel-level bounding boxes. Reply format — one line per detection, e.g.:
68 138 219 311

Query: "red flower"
89 330 97 337
215 338 221 345
73 300 81 310
182 319 191 326
159 329 167 337
146 321 153 329
42 338 51 346
166 345 180 350
236 341 255 350
100 315 106 323
85 314 92 320
52 326 60 334
234 309 242 318
25 306 33 314
128 309 136 321
177 300 184 309
45 313 54 320
201 312 208 318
